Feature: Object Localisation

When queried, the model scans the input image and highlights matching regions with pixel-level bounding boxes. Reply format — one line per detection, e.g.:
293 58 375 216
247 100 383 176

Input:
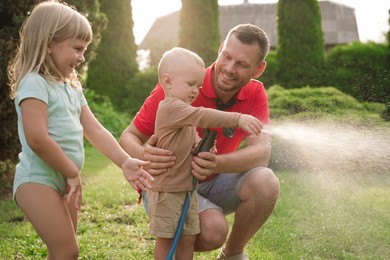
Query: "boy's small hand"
238 114 263 136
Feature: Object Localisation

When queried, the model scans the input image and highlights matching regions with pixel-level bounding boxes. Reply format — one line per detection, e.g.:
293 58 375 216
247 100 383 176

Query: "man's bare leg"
194 208 229 251
223 168 279 256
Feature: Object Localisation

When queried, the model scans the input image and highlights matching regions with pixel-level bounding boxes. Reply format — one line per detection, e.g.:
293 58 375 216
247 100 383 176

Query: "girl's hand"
237 114 263 137
121 157 154 191
65 174 82 210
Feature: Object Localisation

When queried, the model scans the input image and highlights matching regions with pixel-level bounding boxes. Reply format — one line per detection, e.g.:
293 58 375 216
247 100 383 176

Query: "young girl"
7 1 152 259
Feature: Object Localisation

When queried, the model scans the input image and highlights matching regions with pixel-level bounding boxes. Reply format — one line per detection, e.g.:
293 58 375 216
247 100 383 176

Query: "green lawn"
1 143 389 259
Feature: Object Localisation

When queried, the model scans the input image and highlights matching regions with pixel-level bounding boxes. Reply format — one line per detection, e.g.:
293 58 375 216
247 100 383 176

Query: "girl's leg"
48 190 79 260
15 183 79 260
176 235 196 260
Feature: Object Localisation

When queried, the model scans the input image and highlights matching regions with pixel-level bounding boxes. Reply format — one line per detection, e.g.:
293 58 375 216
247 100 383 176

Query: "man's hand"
143 135 176 176
191 151 217 180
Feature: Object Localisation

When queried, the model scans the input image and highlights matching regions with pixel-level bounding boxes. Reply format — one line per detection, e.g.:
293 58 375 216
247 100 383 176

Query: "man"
120 23 280 260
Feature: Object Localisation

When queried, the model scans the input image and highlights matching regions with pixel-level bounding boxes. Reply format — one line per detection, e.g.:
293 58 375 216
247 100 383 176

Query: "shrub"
84 89 131 139
0 159 15 193
258 50 279 88
326 42 390 103
267 85 385 121
122 67 158 116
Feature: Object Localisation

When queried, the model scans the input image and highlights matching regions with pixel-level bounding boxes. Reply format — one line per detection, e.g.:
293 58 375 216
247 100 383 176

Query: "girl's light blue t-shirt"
13 73 87 196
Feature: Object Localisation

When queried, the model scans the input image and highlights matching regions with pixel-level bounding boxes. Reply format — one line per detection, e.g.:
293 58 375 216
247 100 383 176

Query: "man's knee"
262 168 280 194
194 209 228 251
243 168 280 200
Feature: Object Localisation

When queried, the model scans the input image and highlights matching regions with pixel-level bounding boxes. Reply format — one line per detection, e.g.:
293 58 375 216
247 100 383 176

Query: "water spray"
264 122 390 173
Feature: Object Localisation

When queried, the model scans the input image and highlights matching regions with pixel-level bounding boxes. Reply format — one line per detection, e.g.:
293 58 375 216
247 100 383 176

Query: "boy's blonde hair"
8 0 93 99
158 47 205 82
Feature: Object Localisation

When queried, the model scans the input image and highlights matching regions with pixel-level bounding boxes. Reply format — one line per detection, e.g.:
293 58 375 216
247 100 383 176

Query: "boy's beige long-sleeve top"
153 97 241 192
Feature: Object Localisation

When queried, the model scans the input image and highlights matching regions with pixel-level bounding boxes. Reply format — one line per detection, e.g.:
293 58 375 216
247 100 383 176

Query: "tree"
384 9 390 120
179 0 220 66
388 9 390 62
276 0 325 88
86 0 138 110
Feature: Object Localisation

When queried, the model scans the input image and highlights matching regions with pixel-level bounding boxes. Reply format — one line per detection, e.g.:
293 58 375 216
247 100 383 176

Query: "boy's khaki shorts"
147 190 200 238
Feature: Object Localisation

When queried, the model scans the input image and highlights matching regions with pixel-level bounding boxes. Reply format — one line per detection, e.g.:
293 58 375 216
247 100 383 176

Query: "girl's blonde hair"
8 0 92 99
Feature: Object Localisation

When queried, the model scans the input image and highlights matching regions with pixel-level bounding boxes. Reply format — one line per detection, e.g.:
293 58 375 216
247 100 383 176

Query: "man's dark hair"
227 23 270 63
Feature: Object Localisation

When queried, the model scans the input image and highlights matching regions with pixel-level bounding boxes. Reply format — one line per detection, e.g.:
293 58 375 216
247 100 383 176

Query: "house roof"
139 0 359 50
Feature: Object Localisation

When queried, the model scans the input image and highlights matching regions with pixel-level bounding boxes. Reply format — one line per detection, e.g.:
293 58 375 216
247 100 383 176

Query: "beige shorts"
147 190 200 238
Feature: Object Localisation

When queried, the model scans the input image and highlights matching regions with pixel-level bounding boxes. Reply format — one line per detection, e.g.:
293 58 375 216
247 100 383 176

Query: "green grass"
1 136 390 259
253 171 390 259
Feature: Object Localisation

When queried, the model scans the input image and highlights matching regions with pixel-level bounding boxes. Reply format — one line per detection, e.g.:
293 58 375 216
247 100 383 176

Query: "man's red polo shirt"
133 64 270 179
